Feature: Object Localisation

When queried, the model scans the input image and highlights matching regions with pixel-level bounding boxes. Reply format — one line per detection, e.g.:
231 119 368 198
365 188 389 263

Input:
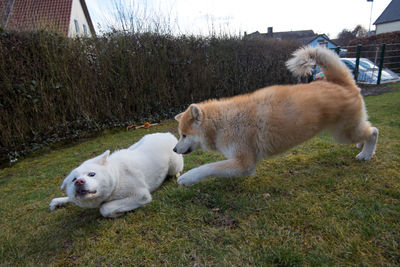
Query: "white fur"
356 127 379 160
49 133 183 218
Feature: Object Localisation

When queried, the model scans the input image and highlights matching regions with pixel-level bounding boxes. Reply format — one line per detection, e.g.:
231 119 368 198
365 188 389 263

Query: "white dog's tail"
286 46 356 88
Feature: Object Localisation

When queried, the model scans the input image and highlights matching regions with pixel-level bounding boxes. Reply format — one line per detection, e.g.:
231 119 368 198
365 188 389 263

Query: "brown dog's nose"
173 147 177 153
74 178 85 185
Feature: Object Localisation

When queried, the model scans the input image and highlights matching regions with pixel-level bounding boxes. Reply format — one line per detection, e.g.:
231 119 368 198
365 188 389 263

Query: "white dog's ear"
60 178 67 190
60 173 72 190
93 150 110 165
175 112 183 122
189 104 203 124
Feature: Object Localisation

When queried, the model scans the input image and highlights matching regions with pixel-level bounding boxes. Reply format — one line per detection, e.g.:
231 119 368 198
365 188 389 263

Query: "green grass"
1 85 400 266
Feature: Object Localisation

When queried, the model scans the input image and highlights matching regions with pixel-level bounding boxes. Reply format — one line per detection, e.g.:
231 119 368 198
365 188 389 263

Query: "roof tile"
1 0 73 36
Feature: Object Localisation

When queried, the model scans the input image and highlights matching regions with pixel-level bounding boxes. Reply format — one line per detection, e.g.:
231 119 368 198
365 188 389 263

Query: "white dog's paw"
49 197 69 211
100 206 124 218
356 152 373 161
49 203 56 211
177 173 198 186
49 199 61 211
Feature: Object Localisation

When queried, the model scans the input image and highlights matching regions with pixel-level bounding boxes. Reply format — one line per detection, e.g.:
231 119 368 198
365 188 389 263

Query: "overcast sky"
85 0 392 38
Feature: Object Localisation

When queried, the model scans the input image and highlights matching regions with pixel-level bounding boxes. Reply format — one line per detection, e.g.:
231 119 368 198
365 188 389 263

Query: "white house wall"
376 21 400 35
68 0 92 37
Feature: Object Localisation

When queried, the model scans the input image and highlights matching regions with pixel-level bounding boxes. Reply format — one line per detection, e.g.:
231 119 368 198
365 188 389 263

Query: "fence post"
335 46 341 55
354 44 361 82
377 43 386 85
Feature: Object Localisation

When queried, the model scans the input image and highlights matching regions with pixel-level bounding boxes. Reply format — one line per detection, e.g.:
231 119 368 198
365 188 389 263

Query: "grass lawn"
1 84 400 266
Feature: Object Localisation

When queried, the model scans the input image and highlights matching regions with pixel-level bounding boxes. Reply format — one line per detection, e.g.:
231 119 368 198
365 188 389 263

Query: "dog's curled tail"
286 46 356 88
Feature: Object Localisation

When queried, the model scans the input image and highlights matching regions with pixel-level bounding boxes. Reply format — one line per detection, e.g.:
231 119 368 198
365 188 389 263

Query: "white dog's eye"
182 134 186 138
72 177 77 182
88 172 96 177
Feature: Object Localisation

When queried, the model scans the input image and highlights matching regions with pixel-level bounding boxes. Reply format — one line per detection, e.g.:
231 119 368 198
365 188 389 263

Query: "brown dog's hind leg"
332 121 378 161
355 126 378 160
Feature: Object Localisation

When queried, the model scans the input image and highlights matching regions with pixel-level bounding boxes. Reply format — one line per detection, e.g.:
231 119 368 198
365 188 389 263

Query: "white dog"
49 133 183 218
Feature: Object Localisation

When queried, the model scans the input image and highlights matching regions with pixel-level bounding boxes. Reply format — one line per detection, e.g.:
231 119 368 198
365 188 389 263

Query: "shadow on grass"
23 208 103 262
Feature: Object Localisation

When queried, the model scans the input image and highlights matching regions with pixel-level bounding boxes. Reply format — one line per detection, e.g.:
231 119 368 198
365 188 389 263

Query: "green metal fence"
339 43 400 85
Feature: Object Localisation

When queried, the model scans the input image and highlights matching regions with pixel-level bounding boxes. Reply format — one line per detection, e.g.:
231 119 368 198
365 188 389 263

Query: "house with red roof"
0 0 95 37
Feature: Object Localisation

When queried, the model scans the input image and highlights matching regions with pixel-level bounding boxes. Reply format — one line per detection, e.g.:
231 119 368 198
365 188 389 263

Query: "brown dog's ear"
175 113 183 122
189 104 203 124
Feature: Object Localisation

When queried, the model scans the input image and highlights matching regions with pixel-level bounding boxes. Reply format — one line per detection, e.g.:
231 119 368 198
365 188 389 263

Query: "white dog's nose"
74 178 85 185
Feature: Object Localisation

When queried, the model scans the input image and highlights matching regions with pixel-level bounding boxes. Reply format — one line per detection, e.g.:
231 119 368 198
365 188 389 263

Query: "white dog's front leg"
177 159 256 186
99 190 152 218
49 197 70 211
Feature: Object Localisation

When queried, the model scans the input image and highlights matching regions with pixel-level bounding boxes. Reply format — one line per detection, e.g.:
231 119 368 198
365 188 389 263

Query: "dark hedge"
0 30 300 162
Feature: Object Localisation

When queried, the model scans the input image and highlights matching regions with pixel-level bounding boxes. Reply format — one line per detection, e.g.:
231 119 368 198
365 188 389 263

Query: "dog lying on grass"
50 133 183 218
173 46 378 186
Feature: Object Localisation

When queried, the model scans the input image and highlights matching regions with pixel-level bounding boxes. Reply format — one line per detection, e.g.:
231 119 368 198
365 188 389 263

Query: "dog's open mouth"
75 188 97 197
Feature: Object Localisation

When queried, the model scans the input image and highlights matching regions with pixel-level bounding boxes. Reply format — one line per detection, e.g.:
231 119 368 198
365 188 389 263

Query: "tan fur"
174 47 378 186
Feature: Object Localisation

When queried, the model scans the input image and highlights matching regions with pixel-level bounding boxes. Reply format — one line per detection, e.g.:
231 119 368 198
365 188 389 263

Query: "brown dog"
173 47 378 186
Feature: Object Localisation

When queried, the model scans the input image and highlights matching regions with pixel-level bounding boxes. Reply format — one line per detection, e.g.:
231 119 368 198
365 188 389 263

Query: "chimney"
267 27 273 37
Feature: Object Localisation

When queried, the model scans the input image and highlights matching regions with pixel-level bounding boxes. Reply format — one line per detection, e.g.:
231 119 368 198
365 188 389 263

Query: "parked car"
341 58 400 84
338 48 347 57
314 58 400 84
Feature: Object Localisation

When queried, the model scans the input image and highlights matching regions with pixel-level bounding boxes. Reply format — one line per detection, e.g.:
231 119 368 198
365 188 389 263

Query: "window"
342 60 354 70
83 24 88 36
74 19 80 34
318 41 328 48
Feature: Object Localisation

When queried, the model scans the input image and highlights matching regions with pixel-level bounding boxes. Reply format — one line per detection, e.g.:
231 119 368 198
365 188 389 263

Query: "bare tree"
102 0 177 34
336 25 368 46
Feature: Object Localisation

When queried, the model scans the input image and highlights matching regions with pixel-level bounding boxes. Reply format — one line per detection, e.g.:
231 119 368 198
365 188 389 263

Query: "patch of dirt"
359 83 396 97
203 214 239 228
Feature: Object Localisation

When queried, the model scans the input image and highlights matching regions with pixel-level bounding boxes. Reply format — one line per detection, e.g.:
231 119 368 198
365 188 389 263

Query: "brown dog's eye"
88 172 96 177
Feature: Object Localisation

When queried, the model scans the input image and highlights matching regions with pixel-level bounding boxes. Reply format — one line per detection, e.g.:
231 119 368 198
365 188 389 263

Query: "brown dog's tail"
286 46 356 88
